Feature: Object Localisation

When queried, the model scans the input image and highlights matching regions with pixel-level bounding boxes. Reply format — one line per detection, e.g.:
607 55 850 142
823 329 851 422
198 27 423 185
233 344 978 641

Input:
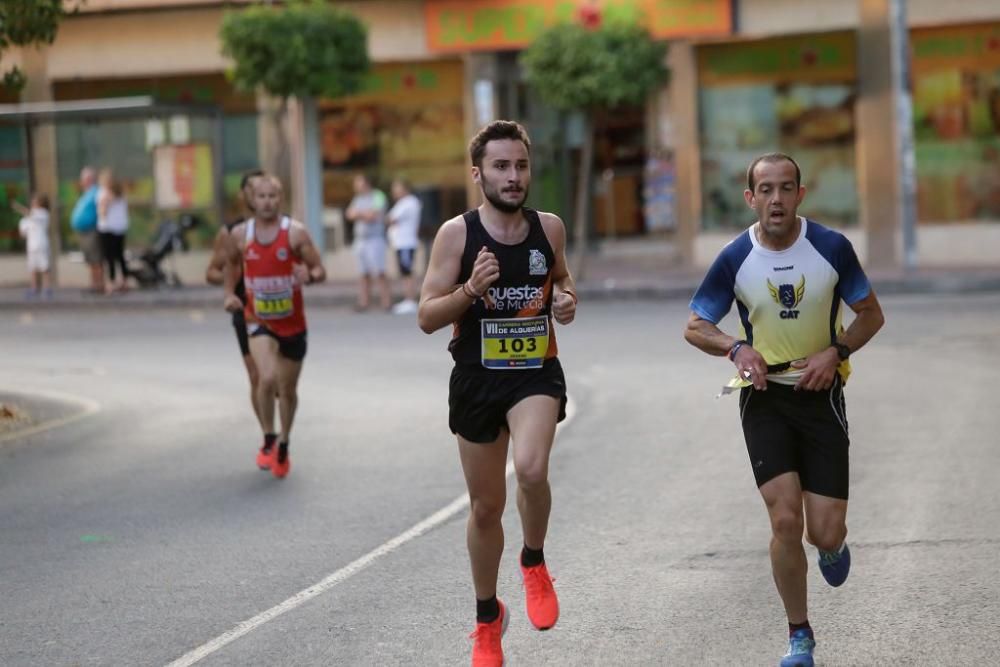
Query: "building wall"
31 1 431 82
737 0 1000 37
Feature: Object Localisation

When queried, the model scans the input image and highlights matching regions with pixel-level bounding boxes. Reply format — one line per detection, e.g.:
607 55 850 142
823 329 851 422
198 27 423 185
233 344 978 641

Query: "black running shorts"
396 248 416 277
449 357 567 444
248 324 308 362
739 375 850 499
232 308 250 357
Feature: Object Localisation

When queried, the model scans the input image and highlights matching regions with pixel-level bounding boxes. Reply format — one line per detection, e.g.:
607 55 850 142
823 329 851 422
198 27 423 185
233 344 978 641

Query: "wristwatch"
833 342 851 361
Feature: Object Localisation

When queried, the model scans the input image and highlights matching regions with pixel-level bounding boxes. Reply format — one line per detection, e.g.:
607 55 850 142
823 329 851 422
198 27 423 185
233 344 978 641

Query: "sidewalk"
1 238 999 310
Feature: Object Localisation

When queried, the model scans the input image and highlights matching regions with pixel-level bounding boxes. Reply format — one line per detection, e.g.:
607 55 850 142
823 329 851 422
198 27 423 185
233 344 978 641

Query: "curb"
1 274 999 311
0 389 101 446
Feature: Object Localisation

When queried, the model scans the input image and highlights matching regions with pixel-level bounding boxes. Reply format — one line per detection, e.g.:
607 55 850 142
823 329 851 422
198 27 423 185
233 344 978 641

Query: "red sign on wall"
425 0 732 53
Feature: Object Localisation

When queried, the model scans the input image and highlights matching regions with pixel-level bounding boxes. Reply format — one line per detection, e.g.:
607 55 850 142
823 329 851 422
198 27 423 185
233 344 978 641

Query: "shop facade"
2 0 998 268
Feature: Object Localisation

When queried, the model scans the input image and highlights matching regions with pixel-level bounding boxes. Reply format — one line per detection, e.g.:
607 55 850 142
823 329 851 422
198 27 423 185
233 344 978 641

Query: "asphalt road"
1 294 998 666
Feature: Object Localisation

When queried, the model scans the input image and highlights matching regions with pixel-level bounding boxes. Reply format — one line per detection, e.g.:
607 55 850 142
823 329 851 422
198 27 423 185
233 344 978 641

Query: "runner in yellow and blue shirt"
684 153 885 667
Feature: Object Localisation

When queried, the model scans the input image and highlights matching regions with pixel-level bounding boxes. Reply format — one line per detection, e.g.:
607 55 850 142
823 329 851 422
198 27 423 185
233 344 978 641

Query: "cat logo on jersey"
529 249 547 275
768 275 805 319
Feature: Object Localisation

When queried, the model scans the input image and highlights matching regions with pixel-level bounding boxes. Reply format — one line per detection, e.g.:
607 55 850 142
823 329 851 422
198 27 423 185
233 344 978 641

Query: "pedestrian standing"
345 173 390 311
97 169 130 294
70 166 103 293
387 177 422 314
14 193 52 299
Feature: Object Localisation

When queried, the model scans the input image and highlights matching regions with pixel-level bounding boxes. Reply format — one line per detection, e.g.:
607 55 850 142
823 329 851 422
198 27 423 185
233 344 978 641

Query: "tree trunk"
270 97 291 191
571 113 594 280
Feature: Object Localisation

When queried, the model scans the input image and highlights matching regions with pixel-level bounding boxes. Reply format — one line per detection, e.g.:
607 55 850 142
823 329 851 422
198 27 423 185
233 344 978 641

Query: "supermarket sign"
911 22 1000 73
699 32 857 86
425 0 732 52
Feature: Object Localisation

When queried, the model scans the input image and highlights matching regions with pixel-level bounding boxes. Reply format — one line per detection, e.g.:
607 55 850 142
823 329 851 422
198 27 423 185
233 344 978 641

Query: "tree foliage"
520 21 668 112
0 0 77 92
219 0 370 101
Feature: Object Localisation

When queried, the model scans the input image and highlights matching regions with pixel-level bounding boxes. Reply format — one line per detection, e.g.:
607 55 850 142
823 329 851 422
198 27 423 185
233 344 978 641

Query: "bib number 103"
497 338 537 354
481 316 549 369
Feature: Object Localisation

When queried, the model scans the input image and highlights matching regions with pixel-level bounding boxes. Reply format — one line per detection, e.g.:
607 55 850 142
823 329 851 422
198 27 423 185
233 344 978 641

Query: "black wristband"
728 339 748 361
834 342 851 361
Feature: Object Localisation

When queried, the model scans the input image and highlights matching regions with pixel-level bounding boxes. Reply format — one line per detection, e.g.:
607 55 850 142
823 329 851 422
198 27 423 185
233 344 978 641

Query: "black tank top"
225 218 247 304
449 208 559 367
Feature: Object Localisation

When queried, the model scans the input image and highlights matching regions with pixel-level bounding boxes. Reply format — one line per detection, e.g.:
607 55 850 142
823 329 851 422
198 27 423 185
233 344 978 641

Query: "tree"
220 0 369 187
0 0 78 92
521 11 668 276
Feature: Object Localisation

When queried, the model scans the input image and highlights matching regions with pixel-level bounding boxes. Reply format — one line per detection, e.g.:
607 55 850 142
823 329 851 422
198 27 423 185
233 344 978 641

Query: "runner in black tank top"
449 207 559 367
205 169 266 440
416 121 579 667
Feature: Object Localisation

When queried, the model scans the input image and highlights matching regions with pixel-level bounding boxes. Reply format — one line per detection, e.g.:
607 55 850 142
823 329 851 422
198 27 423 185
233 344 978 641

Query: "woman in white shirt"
97 168 130 294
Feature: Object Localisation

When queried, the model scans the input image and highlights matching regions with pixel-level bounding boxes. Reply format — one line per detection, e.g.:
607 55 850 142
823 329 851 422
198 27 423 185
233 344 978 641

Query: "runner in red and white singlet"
222 175 326 479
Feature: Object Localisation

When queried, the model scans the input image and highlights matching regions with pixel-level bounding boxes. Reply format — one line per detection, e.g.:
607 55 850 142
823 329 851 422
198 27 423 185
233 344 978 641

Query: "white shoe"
391 299 418 315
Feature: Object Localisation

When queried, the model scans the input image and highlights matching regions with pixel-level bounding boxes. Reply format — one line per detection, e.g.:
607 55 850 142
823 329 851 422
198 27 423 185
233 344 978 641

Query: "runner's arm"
540 212 576 325
418 218 475 334
685 313 768 389
222 223 244 312
835 290 884 355
290 221 326 284
205 226 230 285
791 290 885 391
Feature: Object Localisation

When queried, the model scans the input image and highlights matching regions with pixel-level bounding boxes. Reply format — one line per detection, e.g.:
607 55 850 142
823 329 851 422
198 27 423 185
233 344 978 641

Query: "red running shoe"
469 599 507 667
255 442 275 470
271 444 290 479
521 562 559 630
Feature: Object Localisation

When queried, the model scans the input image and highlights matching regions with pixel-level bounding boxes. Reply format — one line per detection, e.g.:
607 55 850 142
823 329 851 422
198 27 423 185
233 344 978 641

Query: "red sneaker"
521 562 559 630
271 445 290 479
469 600 507 667
255 442 275 470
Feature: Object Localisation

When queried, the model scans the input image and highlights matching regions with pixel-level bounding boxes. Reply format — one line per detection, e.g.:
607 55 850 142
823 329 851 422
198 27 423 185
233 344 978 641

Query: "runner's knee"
770 509 804 542
278 381 298 402
469 494 505 527
806 522 845 552
258 371 279 393
514 460 548 489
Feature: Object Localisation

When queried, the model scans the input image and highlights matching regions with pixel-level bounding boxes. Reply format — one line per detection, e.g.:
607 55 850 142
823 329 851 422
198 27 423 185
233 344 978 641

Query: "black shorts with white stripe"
738 374 850 499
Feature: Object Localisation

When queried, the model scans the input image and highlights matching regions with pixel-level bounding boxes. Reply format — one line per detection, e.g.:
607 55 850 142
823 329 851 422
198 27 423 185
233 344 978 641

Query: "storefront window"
52 74 258 248
912 23 1000 223
0 123 29 252
55 115 224 249
698 32 858 230
320 60 468 241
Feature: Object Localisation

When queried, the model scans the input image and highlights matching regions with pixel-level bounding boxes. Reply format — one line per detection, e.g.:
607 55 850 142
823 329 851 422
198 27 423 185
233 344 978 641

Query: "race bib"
253 289 293 320
481 316 549 369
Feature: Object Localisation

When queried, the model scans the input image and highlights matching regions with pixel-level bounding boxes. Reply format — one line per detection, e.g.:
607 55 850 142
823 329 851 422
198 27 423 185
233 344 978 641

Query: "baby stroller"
128 213 202 288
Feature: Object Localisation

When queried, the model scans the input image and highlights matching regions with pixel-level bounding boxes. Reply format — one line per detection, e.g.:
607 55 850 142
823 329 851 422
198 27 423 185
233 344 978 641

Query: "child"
14 193 52 298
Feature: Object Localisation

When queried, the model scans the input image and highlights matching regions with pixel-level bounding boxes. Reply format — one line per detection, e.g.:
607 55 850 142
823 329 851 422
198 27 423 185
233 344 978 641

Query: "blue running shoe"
818 543 851 587
779 629 816 667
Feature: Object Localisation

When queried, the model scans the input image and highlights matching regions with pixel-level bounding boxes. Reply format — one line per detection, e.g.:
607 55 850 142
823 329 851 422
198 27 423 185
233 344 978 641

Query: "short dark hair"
33 193 50 210
240 168 265 190
469 120 531 169
747 153 801 191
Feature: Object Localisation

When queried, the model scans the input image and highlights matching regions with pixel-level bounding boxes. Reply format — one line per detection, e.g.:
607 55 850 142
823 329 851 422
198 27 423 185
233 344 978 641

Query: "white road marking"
165 397 578 667
0 388 100 446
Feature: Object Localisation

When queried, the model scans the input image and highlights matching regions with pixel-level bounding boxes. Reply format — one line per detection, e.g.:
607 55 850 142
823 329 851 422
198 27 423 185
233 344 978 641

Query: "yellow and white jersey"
690 217 871 385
